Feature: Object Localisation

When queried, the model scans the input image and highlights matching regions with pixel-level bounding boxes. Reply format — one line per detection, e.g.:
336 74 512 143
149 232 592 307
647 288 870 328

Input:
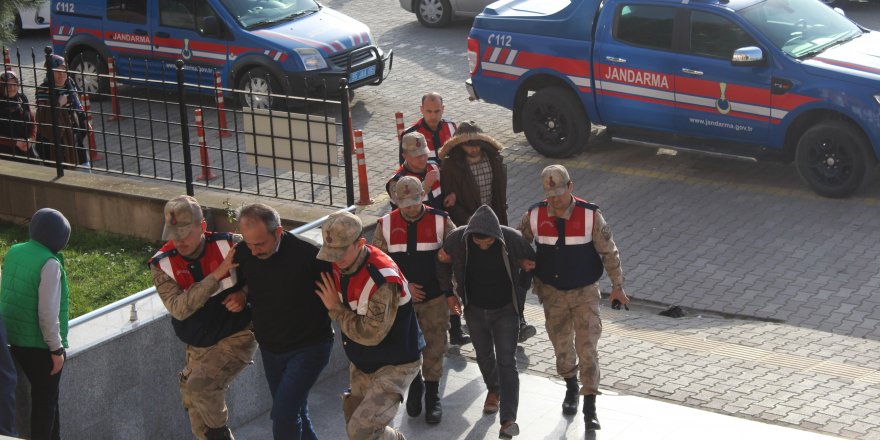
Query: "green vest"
0 240 69 349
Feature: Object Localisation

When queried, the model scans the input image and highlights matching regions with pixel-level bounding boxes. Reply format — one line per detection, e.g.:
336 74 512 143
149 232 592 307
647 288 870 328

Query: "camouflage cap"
394 176 424 209
542 164 571 198
161 195 203 241
401 132 429 157
316 211 362 262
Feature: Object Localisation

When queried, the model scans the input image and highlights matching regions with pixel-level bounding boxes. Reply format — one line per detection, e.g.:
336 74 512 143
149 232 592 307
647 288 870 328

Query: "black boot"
406 373 424 417
562 376 579 415
424 380 442 424
584 394 601 430
205 426 234 440
449 315 471 346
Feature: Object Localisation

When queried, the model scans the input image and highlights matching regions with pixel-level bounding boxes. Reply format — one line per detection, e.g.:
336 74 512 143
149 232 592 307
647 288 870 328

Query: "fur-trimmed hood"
438 120 504 159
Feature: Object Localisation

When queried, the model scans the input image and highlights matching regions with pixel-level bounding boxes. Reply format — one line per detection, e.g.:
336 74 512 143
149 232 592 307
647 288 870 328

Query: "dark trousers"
260 337 333 440
464 302 520 423
10 346 61 440
0 317 17 437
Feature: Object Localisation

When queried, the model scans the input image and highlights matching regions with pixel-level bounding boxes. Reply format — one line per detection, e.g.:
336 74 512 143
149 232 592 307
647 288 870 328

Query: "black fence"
0 46 355 207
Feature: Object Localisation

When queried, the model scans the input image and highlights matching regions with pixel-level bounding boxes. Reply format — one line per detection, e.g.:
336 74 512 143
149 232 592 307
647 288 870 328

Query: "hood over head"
439 121 504 159
463 205 504 243
29 208 71 254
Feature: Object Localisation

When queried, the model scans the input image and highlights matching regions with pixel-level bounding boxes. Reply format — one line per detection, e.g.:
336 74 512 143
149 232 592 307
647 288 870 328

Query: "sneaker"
518 323 536 343
499 420 520 438
449 331 472 346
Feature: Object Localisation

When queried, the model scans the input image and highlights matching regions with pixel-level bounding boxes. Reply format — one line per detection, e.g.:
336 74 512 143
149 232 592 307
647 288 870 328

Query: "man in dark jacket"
233 203 335 440
437 205 535 439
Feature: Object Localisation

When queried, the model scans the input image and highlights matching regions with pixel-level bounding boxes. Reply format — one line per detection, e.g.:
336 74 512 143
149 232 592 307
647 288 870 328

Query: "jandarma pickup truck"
466 0 880 197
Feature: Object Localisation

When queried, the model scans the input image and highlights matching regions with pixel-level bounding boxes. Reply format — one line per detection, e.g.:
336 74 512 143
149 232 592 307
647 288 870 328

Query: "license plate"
349 65 376 83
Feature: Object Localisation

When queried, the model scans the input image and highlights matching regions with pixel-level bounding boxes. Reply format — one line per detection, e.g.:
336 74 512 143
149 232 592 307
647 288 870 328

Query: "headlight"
295 48 328 71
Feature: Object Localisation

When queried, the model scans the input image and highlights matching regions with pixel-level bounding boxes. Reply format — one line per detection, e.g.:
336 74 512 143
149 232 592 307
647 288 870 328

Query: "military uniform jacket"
528 197 604 290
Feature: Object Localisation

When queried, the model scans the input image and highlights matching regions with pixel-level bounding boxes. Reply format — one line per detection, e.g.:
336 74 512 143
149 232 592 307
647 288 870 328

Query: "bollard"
353 129 373 205
395 111 405 141
107 56 126 121
194 108 217 181
81 93 103 161
2 48 10 71
214 71 231 137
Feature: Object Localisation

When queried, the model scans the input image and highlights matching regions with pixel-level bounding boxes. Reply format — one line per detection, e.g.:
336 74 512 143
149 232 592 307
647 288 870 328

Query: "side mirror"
201 16 221 37
731 46 765 66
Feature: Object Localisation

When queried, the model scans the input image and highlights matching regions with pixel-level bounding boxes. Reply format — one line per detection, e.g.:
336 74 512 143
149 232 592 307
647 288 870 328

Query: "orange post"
107 57 125 121
353 129 372 205
395 112 405 141
3 48 10 71
214 71 231 138
81 93 102 161
194 108 217 181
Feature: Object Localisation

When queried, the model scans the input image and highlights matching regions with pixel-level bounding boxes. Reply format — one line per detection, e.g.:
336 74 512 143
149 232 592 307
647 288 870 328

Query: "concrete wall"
14 314 349 439
0 161 341 239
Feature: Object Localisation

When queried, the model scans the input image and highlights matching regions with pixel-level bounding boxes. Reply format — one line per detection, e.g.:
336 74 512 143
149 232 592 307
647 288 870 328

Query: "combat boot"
205 425 234 440
406 373 424 417
562 376 579 415
424 380 442 424
583 394 601 430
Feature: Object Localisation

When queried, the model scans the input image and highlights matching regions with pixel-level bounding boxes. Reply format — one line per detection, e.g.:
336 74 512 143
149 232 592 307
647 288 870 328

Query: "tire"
68 50 109 100
795 121 874 198
415 0 452 28
236 67 282 110
521 86 590 158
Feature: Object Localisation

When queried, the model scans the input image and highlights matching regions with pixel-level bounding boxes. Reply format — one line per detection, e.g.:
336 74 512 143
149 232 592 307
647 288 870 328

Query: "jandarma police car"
466 0 880 198
51 0 391 108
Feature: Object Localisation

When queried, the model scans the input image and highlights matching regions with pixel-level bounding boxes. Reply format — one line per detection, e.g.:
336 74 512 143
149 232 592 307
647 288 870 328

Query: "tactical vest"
149 232 251 347
0 241 69 349
379 208 446 301
404 118 456 161
333 245 424 373
528 197 604 290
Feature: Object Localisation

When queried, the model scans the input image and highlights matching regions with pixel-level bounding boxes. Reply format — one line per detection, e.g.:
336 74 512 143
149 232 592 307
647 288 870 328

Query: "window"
106 0 147 24
615 5 676 50
160 0 221 36
689 11 758 59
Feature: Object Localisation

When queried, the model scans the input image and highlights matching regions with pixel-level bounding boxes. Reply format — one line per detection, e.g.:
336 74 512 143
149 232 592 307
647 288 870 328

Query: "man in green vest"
0 208 71 440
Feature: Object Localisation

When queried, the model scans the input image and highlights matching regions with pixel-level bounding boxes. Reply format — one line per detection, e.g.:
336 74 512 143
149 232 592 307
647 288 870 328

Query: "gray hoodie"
440 205 535 313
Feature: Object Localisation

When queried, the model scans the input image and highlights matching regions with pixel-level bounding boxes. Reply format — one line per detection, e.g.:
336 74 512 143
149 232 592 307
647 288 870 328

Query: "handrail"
69 205 356 328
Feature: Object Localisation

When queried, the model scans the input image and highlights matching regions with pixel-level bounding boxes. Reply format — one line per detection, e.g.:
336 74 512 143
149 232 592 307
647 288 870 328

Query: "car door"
101 0 153 80
592 3 678 131
150 0 229 88
674 9 771 145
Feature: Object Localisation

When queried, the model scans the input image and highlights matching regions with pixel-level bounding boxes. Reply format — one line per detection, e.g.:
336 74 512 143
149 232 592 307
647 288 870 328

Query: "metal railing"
68 205 355 329
1 46 357 207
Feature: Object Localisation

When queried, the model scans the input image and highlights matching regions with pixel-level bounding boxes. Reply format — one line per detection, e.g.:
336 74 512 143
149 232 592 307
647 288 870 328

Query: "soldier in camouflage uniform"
373 176 457 424
315 211 425 440
149 196 257 440
517 165 629 432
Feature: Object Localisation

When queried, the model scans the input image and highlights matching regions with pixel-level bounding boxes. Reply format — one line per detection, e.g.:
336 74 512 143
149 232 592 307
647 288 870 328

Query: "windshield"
739 0 863 58
219 0 320 29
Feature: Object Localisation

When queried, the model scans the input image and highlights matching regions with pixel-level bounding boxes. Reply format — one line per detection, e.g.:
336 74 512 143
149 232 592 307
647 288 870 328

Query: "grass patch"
0 220 159 319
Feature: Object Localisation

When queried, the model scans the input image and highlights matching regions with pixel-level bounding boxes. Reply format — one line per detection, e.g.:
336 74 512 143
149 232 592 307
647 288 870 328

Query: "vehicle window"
107 0 147 24
218 0 320 30
160 0 222 36
689 11 758 59
739 0 862 58
615 4 676 50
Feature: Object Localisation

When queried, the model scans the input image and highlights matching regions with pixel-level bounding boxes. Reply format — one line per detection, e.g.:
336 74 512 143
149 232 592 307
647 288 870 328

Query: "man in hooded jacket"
0 208 72 440
437 205 534 439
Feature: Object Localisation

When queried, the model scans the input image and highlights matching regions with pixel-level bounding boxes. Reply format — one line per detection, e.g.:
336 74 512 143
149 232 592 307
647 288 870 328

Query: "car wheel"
415 0 452 28
69 50 109 99
521 86 590 158
795 121 874 198
236 67 282 110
